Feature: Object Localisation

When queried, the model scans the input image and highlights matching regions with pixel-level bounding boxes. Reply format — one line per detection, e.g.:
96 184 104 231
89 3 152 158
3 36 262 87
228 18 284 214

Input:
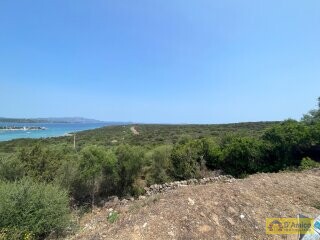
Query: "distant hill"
0 117 109 124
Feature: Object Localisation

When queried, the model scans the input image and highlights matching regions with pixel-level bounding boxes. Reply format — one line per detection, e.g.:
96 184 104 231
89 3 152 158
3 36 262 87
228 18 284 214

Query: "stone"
121 174 235 198
211 213 220 225
227 206 237 214
226 217 235 226
198 225 212 233
188 197 195 205
108 196 119 203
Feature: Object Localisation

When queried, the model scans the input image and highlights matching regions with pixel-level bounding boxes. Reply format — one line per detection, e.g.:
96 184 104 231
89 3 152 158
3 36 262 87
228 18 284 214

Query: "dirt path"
130 126 139 135
69 169 320 240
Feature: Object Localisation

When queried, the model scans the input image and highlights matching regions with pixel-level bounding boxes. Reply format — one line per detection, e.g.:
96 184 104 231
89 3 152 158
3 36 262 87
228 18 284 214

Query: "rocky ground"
67 169 320 240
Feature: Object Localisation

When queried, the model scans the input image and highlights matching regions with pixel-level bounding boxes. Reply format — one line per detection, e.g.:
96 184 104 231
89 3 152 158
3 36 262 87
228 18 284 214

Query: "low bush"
107 211 119 223
200 138 222 170
221 137 263 177
0 178 71 239
171 140 202 180
79 145 118 207
262 120 311 170
148 145 173 184
116 145 145 196
0 154 24 181
299 157 320 170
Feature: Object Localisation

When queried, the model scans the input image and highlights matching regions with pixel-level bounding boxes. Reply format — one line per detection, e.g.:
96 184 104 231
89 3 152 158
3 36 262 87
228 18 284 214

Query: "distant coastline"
0 122 126 142
0 117 105 124
0 126 47 131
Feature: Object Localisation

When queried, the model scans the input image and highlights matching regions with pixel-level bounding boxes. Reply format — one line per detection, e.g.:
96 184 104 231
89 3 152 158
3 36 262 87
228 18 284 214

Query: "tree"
148 145 172 184
262 120 311 170
115 145 144 196
171 140 202 180
200 138 222 170
79 145 117 208
221 136 263 177
302 97 320 124
54 152 84 201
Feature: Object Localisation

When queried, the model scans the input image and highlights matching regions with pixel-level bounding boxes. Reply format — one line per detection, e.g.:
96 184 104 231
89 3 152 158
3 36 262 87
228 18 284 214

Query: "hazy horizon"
0 116 282 125
1 1 320 123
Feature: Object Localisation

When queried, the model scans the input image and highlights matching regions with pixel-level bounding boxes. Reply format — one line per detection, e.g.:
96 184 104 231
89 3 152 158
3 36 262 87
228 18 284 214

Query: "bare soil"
68 169 320 240
130 126 139 135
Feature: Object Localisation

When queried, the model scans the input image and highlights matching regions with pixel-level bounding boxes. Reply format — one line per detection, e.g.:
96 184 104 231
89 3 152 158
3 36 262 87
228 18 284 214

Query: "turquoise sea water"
0 122 116 142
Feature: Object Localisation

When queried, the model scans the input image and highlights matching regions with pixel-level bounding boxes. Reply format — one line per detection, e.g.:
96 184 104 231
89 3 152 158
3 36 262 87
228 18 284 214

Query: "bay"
0 122 117 141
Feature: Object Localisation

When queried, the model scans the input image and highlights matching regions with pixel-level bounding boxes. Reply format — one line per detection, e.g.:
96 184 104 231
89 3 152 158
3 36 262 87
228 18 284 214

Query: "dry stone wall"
144 175 235 196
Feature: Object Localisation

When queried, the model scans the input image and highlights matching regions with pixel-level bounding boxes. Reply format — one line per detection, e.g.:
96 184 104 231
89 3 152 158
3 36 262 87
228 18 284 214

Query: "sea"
0 122 117 142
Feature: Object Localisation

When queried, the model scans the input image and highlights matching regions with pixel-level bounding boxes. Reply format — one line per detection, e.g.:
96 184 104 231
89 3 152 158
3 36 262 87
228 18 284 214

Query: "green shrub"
171 140 202 180
299 157 320 170
221 137 263 177
79 145 118 207
200 138 222 170
54 155 88 203
309 122 320 145
148 145 173 184
262 120 311 170
18 144 76 183
0 178 71 239
107 211 119 223
0 228 34 240
116 145 145 196
0 154 24 181
302 97 320 124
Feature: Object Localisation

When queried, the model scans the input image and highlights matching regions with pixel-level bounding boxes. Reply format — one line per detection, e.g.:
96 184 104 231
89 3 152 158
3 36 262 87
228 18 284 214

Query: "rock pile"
144 175 235 196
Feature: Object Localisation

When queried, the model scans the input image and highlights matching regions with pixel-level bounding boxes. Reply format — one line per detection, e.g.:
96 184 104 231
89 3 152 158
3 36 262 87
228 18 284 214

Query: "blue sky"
0 0 319 123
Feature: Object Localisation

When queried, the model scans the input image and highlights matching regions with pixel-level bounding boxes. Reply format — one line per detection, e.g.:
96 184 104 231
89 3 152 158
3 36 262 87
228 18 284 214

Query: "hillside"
75 122 279 146
69 169 320 240
0 117 105 123
0 121 279 152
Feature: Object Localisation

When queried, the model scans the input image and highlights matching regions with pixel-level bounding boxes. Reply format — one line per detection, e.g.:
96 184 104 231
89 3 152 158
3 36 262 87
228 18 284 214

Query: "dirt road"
130 126 139 135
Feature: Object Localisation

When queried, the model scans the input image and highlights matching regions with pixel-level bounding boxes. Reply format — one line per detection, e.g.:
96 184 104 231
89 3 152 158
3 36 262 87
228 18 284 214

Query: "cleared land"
130 126 140 135
70 169 320 240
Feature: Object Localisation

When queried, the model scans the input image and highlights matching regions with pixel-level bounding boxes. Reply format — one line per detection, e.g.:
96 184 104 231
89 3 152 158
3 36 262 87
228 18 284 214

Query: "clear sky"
0 0 319 123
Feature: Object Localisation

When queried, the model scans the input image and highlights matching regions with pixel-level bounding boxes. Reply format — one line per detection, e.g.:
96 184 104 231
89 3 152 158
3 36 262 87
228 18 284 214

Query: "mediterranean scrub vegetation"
0 179 70 239
0 98 320 239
